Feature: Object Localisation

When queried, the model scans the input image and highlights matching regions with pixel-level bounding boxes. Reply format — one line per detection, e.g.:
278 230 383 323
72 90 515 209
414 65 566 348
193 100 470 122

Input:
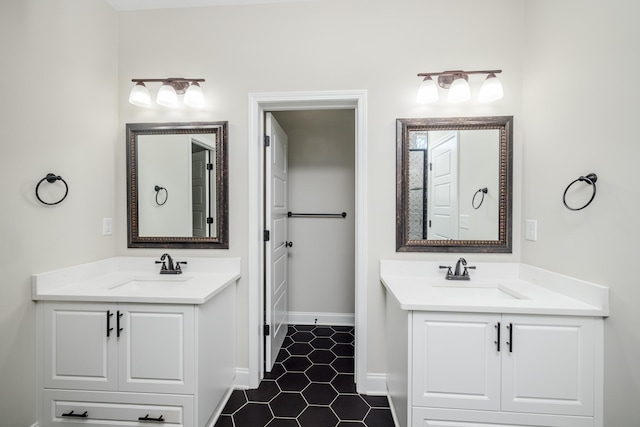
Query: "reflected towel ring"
563 173 597 211
35 173 68 205
472 187 488 209
154 185 168 206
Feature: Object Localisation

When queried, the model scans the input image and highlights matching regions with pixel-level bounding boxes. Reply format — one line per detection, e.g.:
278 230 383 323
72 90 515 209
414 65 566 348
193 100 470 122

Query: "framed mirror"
126 122 228 248
396 116 512 252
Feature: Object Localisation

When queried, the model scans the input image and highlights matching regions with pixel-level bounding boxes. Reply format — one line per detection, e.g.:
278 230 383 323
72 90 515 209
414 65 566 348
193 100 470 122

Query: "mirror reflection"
397 116 512 253
127 122 228 249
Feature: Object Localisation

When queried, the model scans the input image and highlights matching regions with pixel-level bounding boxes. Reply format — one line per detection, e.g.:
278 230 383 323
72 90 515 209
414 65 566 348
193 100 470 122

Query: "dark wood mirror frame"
127 121 229 249
396 116 513 253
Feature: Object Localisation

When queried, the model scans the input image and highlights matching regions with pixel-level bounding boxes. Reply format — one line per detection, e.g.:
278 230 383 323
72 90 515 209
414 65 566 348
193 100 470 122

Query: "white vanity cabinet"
381 260 608 427
411 312 597 425
37 279 237 427
43 302 195 394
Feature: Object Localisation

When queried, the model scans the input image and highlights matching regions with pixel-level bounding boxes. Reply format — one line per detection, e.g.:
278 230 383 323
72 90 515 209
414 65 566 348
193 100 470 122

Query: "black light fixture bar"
131 78 205 94
417 70 502 78
131 78 205 83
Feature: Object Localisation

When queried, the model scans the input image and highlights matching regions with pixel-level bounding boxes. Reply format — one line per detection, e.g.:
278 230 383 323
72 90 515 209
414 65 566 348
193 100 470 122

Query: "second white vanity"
381 260 609 427
32 256 240 427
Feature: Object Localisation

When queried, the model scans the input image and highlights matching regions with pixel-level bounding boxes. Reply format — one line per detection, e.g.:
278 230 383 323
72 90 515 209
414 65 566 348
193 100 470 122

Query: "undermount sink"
431 284 525 300
109 276 192 292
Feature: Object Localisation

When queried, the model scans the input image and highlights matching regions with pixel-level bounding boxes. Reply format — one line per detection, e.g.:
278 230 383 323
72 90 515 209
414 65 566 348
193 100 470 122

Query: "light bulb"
479 73 504 102
156 83 179 108
128 82 151 107
447 77 470 103
184 82 205 108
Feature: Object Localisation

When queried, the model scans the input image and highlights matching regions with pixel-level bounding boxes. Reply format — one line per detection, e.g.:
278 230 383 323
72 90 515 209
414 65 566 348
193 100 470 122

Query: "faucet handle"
175 261 188 271
462 265 477 276
155 260 167 270
439 265 453 276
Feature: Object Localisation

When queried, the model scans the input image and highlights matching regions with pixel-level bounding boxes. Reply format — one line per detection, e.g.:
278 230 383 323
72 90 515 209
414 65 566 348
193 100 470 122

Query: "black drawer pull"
139 414 165 422
62 410 88 418
494 322 501 352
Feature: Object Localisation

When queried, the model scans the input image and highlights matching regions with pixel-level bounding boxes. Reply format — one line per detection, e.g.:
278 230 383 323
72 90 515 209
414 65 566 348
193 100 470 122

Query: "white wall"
0 0 118 425
273 110 356 317
116 0 525 380
522 1 640 424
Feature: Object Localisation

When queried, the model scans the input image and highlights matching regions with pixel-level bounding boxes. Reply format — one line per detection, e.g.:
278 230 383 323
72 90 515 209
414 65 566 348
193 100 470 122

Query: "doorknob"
285 241 293 248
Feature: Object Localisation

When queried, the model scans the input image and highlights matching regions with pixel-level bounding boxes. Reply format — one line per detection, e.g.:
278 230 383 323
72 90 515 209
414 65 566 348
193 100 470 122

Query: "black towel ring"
563 173 597 211
472 187 488 209
35 173 68 205
155 185 168 206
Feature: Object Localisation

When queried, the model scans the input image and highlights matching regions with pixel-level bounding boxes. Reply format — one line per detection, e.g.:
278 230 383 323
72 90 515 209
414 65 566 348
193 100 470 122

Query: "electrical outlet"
525 219 537 241
103 218 113 236
459 214 470 230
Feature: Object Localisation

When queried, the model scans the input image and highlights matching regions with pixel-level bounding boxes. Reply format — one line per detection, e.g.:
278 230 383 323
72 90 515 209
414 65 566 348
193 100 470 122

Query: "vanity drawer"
43 390 194 426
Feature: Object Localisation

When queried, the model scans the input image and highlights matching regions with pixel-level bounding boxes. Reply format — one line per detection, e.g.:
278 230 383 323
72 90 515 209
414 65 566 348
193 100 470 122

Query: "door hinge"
264 324 270 336
264 135 270 147
206 217 214 224
264 230 270 241
428 220 432 228
206 163 214 171
429 162 432 171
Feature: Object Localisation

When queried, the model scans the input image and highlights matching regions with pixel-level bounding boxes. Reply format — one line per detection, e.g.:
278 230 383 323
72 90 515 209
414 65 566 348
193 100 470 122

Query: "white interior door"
265 113 289 371
428 132 458 240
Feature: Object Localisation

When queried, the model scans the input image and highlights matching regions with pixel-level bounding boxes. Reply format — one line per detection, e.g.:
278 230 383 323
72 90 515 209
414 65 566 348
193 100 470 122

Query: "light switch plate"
103 218 113 236
525 219 537 241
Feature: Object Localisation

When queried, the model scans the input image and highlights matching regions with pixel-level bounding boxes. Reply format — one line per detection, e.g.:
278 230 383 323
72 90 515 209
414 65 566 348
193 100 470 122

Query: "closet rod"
287 212 347 218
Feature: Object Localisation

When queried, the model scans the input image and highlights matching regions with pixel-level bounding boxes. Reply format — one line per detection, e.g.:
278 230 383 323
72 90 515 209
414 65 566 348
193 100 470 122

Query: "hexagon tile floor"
214 325 395 427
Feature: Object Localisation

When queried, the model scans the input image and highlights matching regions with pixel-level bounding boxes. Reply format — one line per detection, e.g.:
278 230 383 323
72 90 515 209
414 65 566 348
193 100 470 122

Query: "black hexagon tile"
215 325 394 427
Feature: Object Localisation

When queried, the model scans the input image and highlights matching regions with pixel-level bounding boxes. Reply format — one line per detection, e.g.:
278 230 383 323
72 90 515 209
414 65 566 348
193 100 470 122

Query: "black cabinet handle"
138 414 165 422
62 410 88 418
107 310 114 337
507 323 513 352
117 310 123 337
285 241 293 248
494 322 501 352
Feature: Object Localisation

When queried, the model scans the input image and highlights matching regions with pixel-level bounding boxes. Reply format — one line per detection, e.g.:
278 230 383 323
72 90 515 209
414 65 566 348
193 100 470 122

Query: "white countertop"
32 257 241 304
381 260 609 317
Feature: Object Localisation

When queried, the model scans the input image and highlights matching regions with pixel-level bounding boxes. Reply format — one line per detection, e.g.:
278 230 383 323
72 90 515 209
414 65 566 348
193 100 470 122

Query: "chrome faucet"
155 253 187 274
439 258 476 280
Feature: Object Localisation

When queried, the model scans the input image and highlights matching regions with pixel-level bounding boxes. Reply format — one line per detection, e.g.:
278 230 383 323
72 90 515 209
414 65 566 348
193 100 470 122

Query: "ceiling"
105 0 318 11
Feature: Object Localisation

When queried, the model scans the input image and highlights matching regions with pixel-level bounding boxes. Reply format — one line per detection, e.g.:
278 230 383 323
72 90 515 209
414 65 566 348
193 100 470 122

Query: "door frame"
248 90 368 391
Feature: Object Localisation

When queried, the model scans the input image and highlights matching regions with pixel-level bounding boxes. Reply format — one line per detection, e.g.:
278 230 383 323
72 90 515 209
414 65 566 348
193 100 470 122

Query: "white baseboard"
386 384 401 427
234 368 250 389
288 311 355 326
365 373 388 396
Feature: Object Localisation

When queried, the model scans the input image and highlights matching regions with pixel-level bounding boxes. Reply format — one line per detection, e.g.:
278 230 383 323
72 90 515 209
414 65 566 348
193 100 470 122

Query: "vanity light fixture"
416 70 503 104
128 78 206 108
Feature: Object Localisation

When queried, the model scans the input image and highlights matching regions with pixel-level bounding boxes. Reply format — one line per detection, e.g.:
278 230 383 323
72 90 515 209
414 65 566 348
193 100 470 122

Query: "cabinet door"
412 312 501 410
117 304 195 394
501 315 594 416
43 302 117 391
